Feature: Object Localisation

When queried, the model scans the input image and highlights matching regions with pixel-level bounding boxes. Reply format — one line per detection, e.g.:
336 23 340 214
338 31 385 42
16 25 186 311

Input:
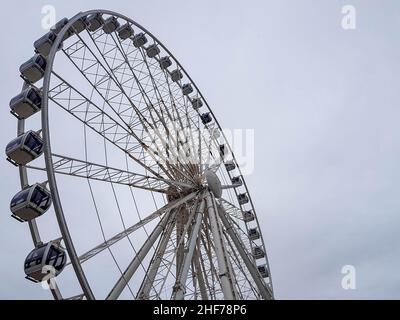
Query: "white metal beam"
205 193 235 300
172 199 205 300
106 209 175 300
217 204 273 300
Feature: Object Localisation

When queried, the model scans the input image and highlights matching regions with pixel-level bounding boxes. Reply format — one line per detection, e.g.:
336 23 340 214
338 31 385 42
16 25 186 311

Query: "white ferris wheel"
6 9 273 300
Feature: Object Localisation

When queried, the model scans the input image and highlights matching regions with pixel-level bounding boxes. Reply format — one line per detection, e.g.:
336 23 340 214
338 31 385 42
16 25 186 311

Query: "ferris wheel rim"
31 8 274 300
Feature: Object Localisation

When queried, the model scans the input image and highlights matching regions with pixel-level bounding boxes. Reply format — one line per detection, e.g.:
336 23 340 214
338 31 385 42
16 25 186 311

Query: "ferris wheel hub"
204 170 222 198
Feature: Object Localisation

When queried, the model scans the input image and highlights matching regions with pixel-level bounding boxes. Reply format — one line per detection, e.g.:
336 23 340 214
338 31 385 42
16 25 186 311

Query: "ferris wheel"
5 9 274 300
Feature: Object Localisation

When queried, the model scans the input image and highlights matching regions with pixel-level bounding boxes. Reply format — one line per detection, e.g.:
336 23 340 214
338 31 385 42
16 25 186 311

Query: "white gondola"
243 210 255 222
231 176 242 187
132 32 147 48
224 161 236 171
238 193 249 205
9 86 42 119
159 56 172 70
10 183 52 222
146 44 160 58
200 112 212 125
117 23 134 40
182 83 193 95
19 54 47 84
6 131 43 166
248 228 260 240
24 241 66 282
72 16 88 34
51 18 73 41
103 16 120 34
34 31 57 56
252 246 265 259
87 13 105 32
170 69 183 82
257 265 268 278
191 97 203 109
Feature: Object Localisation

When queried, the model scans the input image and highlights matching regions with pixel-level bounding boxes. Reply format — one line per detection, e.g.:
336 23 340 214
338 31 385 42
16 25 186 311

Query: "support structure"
136 215 176 299
107 208 176 300
205 193 236 300
172 198 205 300
217 204 273 300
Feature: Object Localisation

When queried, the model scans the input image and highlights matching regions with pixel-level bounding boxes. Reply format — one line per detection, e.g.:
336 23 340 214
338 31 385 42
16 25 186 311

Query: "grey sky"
1 0 400 299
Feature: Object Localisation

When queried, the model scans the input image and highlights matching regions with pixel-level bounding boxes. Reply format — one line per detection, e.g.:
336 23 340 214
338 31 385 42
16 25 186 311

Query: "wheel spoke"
48 71 168 179
83 30 190 182
71 191 199 265
108 31 199 184
27 153 192 193
106 208 176 300
136 211 176 300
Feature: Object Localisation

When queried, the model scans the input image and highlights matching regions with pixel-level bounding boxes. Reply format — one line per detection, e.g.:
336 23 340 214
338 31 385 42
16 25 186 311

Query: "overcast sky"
1 0 400 299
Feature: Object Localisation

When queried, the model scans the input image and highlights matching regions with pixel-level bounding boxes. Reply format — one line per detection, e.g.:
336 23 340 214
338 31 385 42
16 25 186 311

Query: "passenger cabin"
200 113 212 125
243 210 255 222
10 183 52 222
87 13 105 32
248 228 260 240
132 33 147 48
191 97 203 109
6 131 43 166
72 17 88 34
9 86 42 119
19 54 47 83
24 242 66 282
257 265 269 278
252 246 265 259
237 193 249 205
182 83 193 95
117 23 133 40
146 44 160 58
224 161 236 171
170 69 183 82
34 31 57 56
159 56 172 70
103 16 120 34
231 176 242 187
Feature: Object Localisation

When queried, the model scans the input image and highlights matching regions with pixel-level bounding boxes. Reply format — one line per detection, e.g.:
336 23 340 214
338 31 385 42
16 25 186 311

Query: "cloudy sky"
0 0 399 299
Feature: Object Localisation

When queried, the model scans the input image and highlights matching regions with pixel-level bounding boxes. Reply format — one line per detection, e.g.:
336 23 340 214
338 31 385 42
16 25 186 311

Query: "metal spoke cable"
67 31 173 180
85 29 180 181
102 128 160 296
111 33 197 184
83 125 135 299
